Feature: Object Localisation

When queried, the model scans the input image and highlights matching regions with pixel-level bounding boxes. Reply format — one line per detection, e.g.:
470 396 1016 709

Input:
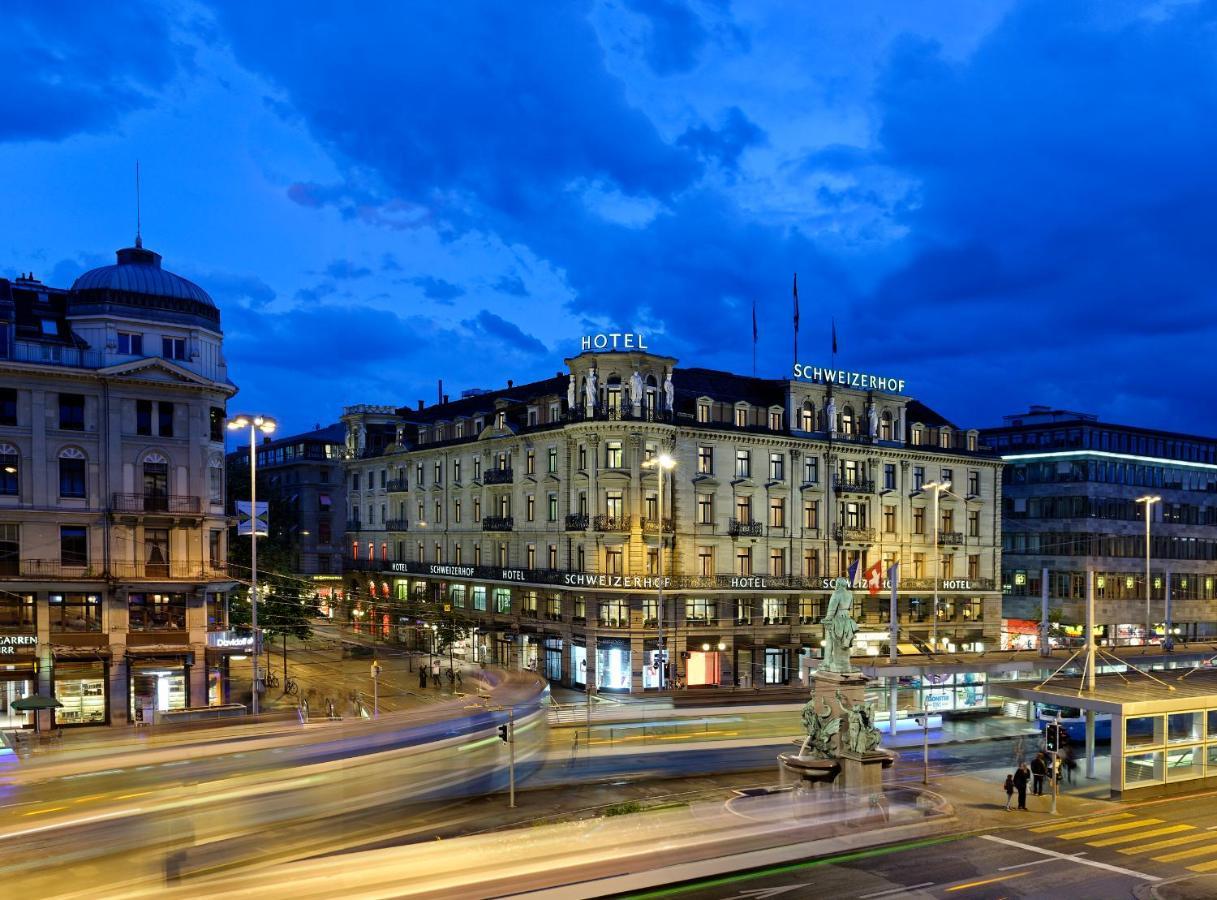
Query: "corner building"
0 241 236 728
344 345 1002 694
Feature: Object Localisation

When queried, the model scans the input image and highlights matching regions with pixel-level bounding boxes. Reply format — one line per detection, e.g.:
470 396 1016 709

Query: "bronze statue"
820 576 859 674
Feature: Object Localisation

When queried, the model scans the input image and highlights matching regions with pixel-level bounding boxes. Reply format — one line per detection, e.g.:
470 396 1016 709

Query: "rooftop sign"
793 364 905 393
581 333 648 352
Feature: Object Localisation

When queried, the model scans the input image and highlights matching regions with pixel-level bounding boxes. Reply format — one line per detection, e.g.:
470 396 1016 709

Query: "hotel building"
0 239 236 728
343 342 1003 695
983 407 1217 647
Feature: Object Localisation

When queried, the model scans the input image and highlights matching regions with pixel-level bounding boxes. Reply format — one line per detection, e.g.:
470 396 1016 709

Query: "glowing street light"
227 413 277 715
642 452 675 689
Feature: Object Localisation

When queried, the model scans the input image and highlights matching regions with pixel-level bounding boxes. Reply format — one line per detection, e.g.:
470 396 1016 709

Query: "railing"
832 476 875 494
833 525 876 542
109 562 234 580
641 517 675 533
597 618 630 629
593 515 631 532
386 479 409 492
5 340 105 369
0 559 98 579
384 519 410 531
566 405 675 424
831 431 873 445
565 514 589 531
937 531 964 545
112 493 202 514
728 519 763 537
484 468 514 485
482 516 514 531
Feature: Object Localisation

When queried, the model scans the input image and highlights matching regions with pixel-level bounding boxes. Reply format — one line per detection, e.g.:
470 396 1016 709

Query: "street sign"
370 661 382 680
236 501 268 536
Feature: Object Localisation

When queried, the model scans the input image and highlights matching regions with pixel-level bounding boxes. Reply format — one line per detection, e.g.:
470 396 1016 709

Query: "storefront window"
130 660 188 722
129 593 187 631
0 593 34 627
49 593 101 632
55 660 107 725
764 647 788 684
472 586 487 611
642 647 668 689
571 644 587 686
0 674 34 728
450 584 466 608
687 650 722 687
544 638 563 682
596 642 631 691
494 588 511 614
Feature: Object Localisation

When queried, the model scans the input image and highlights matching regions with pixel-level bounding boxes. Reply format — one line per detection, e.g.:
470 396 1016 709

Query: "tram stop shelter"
997 666 1217 799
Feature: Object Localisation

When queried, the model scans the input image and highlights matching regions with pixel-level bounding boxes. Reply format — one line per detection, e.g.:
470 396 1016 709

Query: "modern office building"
0 238 237 728
982 407 1217 647
343 340 1003 696
226 423 347 601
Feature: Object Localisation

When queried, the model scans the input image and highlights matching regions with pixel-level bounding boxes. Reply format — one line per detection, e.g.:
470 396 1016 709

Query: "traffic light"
1045 723 1059 753
498 724 509 743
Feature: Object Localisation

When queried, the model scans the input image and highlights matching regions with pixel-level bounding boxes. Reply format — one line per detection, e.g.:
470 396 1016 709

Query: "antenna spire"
135 160 142 248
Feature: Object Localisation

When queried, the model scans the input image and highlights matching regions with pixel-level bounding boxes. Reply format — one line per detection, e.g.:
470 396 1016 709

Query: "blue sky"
4 0 1215 437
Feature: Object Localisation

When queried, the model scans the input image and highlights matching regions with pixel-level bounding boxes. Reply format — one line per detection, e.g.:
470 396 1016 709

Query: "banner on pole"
236 500 268 536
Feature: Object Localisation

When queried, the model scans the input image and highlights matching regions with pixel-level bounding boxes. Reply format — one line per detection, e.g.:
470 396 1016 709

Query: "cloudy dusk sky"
4 1 1215 437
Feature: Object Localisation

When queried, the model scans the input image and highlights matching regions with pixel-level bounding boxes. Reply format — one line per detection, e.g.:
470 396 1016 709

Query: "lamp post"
227 413 277 716
1135 495 1161 645
643 452 675 689
923 480 950 653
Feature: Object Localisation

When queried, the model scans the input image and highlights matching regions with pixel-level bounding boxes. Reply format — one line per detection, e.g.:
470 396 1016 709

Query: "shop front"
128 653 192 723
206 631 256 707
53 657 109 726
685 640 725 688
642 641 669 690
571 640 587 688
0 634 38 729
595 638 632 692
543 636 563 682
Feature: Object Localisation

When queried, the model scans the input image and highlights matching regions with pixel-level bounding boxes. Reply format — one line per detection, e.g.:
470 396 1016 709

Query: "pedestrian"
419 666 427 689
1013 762 1030 810
1003 772 1015 811
1063 747 1077 785
1030 752 1047 796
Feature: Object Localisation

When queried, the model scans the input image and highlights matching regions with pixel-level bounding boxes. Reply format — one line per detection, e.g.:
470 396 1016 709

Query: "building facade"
983 407 1217 647
343 343 1002 695
0 240 237 728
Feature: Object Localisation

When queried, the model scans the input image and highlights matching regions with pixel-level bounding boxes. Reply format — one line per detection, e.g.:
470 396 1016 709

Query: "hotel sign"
0 634 36 655
792 364 905 394
580 333 648 352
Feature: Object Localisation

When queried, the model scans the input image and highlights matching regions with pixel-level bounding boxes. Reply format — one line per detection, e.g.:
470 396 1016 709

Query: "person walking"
1063 746 1077 785
1003 772 1015 811
1030 752 1047 796
1013 762 1030 810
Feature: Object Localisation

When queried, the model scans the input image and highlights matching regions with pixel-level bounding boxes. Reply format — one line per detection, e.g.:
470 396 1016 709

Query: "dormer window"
527 408 538 427
697 401 711 424
768 408 783 430
496 411 506 429
474 417 484 432
117 332 143 355
40 319 58 336
800 401 815 431
162 337 187 361
455 421 464 438
911 424 924 446
734 406 748 428
939 428 952 449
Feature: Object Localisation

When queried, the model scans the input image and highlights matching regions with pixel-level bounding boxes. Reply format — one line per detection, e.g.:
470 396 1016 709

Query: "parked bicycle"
264 671 280 689
284 677 299 696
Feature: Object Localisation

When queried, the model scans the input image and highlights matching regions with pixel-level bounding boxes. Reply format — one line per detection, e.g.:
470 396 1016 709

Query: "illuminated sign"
206 631 255 651
792 364 905 393
580 333 648 352
0 634 36 655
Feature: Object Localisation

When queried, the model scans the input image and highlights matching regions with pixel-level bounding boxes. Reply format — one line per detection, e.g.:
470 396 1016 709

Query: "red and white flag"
864 559 884 595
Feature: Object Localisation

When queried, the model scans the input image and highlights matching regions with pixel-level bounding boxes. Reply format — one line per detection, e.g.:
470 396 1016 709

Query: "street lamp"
1135 495 1161 645
227 413 277 715
643 452 675 689
923 480 950 653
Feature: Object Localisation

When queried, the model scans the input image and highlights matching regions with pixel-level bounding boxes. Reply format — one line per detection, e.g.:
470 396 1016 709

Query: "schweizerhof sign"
792 364 905 394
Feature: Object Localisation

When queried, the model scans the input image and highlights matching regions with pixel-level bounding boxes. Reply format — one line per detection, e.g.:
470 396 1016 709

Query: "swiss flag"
864 559 884 596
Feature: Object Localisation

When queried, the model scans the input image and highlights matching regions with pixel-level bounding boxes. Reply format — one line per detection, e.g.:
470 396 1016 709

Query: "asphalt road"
627 787 1217 899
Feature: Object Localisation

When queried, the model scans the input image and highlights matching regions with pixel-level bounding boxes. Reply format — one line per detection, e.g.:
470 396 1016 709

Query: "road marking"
0 808 143 841
1188 858 1217 873
1152 844 1217 864
1030 813 1134 833
1055 818 1163 840
858 883 935 898
21 806 67 816
945 871 1029 892
999 854 1084 871
1120 833 1210 854
1087 824 1194 847
979 835 1159 882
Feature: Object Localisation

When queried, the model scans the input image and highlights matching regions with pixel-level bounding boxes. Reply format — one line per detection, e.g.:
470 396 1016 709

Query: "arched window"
645 374 658 416
59 447 86 499
606 375 622 413
939 428 952 449
142 451 169 511
880 410 893 441
0 443 19 495
208 451 224 504
840 405 855 435
800 401 815 432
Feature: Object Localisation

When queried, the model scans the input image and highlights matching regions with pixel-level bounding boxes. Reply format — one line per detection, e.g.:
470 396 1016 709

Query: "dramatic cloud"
408 276 465 302
462 310 548 357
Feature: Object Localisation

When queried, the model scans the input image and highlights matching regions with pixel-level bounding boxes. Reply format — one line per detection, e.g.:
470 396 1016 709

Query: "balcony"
937 531 964 546
641 517 675 533
112 493 202 514
484 467 514 485
832 475 874 494
7 340 105 369
482 516 514 532
108 562 231 581
728 519 764 537
0 559 99 579
833 525 875 543
565 514 589 531
593 515 631 532
386 479 409 492
384 519 410 531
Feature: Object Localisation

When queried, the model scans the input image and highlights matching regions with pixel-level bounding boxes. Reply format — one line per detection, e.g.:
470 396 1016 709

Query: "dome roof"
71 243 215 308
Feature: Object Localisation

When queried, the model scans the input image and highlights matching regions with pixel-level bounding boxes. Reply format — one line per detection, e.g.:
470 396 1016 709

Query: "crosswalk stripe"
1120 832 1210 855
1030 813 1134 834
1057 819 1163 840
1152 844 1217 864
1087 824 1194 848
1187 858 1217 874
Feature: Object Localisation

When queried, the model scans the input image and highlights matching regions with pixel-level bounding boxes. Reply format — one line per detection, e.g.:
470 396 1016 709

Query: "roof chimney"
507 379 514 388
443 394 449 403
417 400 424 411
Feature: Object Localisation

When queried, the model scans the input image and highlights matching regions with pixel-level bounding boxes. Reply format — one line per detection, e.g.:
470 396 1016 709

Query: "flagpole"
792 273 799 375
752 298 757 377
